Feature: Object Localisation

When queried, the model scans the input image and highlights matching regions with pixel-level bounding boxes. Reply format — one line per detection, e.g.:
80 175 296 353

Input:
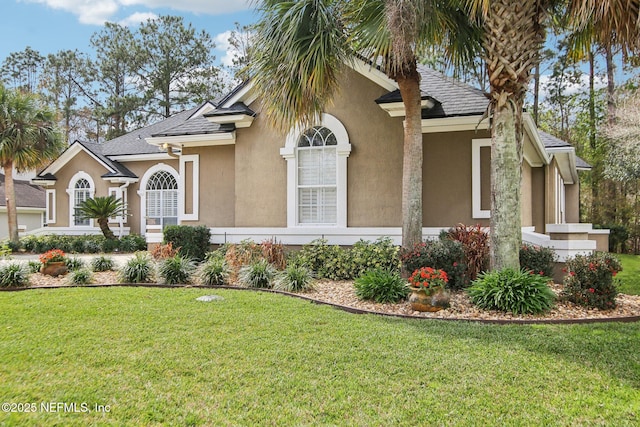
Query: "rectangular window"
74 190 90 226
298 147 337 224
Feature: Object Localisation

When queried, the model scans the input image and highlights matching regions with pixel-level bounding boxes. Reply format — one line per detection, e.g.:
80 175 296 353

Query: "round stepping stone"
196 295 224 302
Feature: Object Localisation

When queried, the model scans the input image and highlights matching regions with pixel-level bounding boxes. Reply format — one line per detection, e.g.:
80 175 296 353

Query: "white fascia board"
189 101 217 118
31 179 56 187
145 132 235 149
546 147 578 184
378 99 437 117
220 84 257 108
105 177 139 184
523 113 551 166
348 59 398 91
421 115 489 133
40 142 116 176
109 153 176 162
206 114 255 128
0 206 46 213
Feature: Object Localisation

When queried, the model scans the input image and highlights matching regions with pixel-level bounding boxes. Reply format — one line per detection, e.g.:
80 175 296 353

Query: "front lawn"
1 287 639 426
618 254 640 295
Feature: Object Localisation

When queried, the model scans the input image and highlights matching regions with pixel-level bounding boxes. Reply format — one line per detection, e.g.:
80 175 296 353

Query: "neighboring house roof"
0 176 46 209
538 130 592 170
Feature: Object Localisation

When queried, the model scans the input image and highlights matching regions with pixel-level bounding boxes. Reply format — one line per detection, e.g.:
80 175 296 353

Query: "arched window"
146 170 178 228
297 126 338 224
280 113 351 227
73 178 91 226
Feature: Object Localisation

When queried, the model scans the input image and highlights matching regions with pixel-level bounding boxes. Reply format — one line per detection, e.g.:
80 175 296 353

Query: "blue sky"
0 0 257 67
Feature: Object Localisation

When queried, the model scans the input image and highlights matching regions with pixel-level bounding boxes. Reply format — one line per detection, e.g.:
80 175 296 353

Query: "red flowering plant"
39 249 67 266
408 267 448 293
562 253 622 310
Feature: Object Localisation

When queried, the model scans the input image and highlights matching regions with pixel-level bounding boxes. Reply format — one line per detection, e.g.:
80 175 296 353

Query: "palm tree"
464 0 638 270
75 195 128 240
251 0 479 252
0 84 64 243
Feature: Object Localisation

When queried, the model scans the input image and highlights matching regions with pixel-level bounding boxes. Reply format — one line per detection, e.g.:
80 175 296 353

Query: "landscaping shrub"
562 252 622 310
19 234 145 254
468 269 556 315
224 240 263 282
349 237 401 277
163 225 211 261
158 255 196 285
67 268 93 286
400 239 467 289
441 224 489 282
238 259 276 288
101 237 120 253
91 256 114 272
0 263 30 288
261 238 287 270
65 256 86 271
151 242 179 260
354 268 408 303
198 257 229 286
27 260 41 274
273 264 314 292
119 234 147 252
520 244 556 277
82 237 103 253
119 252 154 284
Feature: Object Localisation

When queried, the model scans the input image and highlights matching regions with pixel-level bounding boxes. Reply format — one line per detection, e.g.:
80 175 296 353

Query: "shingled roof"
0 176 45 208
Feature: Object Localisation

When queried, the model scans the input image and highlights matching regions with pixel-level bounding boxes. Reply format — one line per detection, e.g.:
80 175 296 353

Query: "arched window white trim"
137 163 179 235
280 113 351 227
66 171 95 227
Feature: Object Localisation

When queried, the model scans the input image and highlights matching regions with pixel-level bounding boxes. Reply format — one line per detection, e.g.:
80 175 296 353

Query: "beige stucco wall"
565 182 580 223
531 167 546 233
182 146 235 227
49 150 112 227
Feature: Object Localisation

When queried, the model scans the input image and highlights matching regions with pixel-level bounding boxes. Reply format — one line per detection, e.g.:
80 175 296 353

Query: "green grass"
618 254 640 295
1 287 639 426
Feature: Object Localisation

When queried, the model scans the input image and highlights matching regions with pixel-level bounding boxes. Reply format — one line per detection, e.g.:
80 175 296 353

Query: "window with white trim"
73 178 91 226
297 126 338 224
145 170 178 228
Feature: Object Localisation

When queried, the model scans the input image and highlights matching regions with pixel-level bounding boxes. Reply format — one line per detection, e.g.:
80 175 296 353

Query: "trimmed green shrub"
198 257 229 286
0 263 30 288
238 259 276 288
163 225 211 261
400 239 467 290
159 255 196 285
349 237 401 277
520 244 556 277
67 268 94 286
118 252 154 284
468 269 556 315
91 256 114 272
273 264 314 292
562 252 622 310
119 234 147 252
65 257 86 271
354 268 409 303
101 238 120 253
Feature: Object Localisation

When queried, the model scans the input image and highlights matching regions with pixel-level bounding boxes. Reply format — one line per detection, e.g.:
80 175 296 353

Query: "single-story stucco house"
32 59 607 261
0 174 46 239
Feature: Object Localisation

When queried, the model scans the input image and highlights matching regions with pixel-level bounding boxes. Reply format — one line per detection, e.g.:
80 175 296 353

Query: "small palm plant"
75 195 127 240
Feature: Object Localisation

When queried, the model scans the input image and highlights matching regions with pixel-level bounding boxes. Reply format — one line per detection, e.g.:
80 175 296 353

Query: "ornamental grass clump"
198 256 230 286
468 269 556 315
119 252 155 284
91 255 114 272
67 268 94 286
65 256 86 271
562 253 622 310
159 255 196 285
354 268 408 303
273 264 315 292
0 263 30 288
238 259 276 288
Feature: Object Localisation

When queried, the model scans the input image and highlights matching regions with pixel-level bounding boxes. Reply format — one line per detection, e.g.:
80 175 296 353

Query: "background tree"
135 15 225 120
0 84 64 243
75 195 128 240
252 0 479 252
0 47 44 93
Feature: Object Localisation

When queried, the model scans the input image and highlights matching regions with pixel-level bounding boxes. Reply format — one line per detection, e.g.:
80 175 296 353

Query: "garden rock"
196 295 224 302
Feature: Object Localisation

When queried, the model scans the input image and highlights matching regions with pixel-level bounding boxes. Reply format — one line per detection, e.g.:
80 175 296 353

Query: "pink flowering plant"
39 249 67 266
562 253 622 310
408 267 448 293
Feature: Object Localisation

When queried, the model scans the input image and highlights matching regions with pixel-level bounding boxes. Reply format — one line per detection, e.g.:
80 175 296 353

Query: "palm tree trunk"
490 101 522 270
3 163 19 243
97 218 116 240
397 69 423 252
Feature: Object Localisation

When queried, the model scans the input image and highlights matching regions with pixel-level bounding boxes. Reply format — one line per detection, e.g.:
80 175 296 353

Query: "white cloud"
214 30 235 67
22 0 252 25
535 73 608 104
118 11 158 26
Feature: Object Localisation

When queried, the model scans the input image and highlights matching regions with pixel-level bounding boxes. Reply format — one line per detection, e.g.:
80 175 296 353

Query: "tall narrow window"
73 178 91 226
146 170 178 228
297 126 337 224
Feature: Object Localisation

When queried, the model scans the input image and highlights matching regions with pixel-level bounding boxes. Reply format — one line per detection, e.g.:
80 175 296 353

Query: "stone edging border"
2 283 640 325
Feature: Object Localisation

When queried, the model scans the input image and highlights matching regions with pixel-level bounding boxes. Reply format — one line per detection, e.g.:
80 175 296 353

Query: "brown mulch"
21 272 640 323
